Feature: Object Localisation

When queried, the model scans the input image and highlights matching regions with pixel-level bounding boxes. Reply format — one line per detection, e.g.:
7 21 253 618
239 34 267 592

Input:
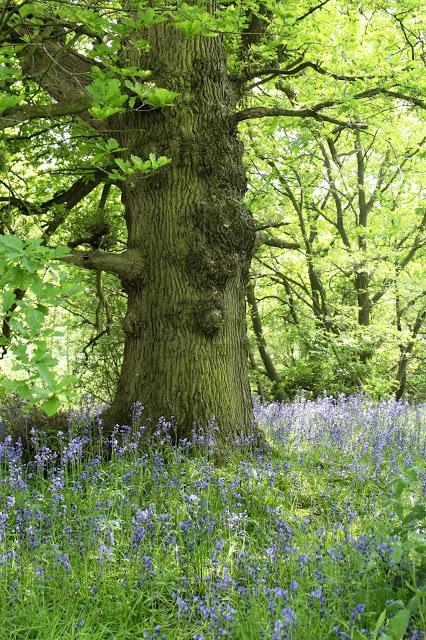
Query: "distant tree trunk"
248 347 267 403
355 131 372 364
395 308 426 400
103 26 256 441
247 281 286 401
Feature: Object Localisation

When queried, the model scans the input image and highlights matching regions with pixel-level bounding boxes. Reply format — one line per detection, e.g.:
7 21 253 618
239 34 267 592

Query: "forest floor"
0 395 425 640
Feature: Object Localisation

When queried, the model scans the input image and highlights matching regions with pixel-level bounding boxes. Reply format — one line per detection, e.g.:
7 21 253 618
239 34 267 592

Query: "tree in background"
248 118 426 399
1 1 425 438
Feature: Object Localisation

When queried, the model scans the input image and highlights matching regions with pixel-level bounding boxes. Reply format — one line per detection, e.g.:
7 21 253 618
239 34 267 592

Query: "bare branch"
235 106 367 130
244 61 379 83
294 0 331 23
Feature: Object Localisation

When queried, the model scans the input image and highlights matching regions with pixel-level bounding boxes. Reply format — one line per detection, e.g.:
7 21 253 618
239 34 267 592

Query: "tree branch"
244 60 379 83
59 249 143 281
1 170 105 235
294 0 331 22
0 99 92 131
235 106 367 129
255 220 291 231
236 86 426 128
255 232 299 250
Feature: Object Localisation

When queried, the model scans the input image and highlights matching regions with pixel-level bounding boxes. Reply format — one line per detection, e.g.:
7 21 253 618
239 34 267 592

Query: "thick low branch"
59 249 143 281
1 169 105 234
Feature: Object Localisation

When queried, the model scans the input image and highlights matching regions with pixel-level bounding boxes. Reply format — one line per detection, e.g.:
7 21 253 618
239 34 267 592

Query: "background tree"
247 114 426 399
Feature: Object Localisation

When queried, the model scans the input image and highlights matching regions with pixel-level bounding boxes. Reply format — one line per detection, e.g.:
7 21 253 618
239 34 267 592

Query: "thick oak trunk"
103 27 256 441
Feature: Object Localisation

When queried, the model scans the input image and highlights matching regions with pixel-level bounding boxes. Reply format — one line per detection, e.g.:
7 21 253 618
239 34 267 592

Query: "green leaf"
403 504 426 524
19 3 40 18
175 19 203 37
86 74 127 119
386 608 410 640
373 609 387 639
35 363 55 388
0 95 20 113
89 105 124 120
0 234 24 257
139 87 179 108
390 542 403 565
137 8 165 26
1 290 15 313
114 157 134 174
43 395 60 416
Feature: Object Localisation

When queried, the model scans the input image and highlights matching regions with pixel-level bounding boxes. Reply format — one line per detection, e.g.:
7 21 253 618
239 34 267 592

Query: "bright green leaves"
0 234 24 257
372 602 413 640
137 8 166 27
86 66 179 120
87 74 127 120
92 138 171 181
0 236 78 414
367 464 426 640
125 81 179 109
43 394 60 416
170 3 217 37
110 153 171 181
18 2 44 19
0 95 21 113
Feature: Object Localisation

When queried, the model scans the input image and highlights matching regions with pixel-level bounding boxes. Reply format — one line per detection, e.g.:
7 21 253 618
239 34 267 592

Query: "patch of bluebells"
254 393 426 479
0 396 424 638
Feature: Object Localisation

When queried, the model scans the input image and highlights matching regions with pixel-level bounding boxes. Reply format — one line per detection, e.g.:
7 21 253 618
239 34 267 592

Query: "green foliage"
125 82 179 109
0 236 78 413
247 114 426 400
0 0 425 407
87 71 127 120
110 153 171 180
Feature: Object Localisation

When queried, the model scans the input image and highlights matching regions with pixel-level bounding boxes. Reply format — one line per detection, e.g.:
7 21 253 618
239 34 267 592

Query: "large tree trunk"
103 26 256 441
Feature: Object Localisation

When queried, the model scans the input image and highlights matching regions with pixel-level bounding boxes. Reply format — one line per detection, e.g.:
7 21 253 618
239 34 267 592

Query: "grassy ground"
0 395 425 639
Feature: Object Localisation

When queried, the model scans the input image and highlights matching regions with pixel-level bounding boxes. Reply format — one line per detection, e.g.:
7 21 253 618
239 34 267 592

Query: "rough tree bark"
100 25 256 440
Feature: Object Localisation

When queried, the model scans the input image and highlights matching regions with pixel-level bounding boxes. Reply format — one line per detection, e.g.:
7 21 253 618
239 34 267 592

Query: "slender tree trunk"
355 131 372 364
395 308 426 400
103 26 256 441
247 281 286 401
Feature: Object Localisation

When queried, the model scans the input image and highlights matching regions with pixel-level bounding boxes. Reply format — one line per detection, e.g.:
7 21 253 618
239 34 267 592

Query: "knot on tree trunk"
194 299 225 337
123 308 143 337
